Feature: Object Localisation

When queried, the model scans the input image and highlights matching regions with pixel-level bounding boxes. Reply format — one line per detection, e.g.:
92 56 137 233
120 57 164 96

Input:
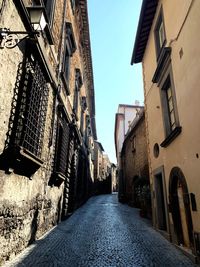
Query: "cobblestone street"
4 194 196 267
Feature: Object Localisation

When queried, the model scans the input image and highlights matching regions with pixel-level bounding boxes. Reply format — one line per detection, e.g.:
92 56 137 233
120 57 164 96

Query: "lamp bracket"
0 28 39 49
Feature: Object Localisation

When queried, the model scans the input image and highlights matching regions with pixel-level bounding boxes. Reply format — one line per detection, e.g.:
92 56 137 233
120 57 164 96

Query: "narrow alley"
4 194 195 267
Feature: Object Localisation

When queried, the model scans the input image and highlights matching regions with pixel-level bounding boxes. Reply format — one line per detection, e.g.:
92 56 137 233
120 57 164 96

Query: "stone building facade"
0 0 96 264
121 109 151 216
132 0 200 260
93 140 104 182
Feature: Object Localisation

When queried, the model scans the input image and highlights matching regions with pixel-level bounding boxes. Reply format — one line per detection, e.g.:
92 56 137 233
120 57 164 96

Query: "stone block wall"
0 0 96 264
0 1 63 264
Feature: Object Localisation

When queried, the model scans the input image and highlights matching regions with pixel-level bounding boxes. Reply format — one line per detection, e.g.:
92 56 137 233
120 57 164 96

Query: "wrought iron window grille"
3 51 49 176
51 107 70 185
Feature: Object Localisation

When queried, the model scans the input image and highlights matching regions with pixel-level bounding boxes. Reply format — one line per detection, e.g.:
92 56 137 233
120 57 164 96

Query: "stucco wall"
142 0 200 235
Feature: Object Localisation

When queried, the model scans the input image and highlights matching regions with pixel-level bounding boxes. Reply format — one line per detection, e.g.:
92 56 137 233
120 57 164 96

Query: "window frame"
73 68 83 119
70 0 76 14
159 66 181 147
131 135 136 153
154 7 167 61
43 0 56 28
80 96 87 135
32 0 54 44
61 22 76 95
4 49 50 176
52 106 70 182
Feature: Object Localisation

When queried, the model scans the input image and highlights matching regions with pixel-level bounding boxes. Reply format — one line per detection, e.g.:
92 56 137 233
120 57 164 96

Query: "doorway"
155 173 167 231
169 167 193 248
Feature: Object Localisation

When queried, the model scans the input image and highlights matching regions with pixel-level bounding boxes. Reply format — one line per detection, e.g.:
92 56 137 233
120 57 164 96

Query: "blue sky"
88 1 143 164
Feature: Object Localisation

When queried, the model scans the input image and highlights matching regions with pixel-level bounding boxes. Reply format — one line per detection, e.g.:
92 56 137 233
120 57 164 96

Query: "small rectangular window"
63 48 70 83
43 0 56 26
70 0 75 14
132 136 136 153
154 8 166 60
61 23 76 94
73 69 82 118
162 77 177 134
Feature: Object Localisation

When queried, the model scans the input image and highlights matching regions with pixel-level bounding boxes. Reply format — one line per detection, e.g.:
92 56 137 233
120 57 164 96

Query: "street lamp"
0 6 47 49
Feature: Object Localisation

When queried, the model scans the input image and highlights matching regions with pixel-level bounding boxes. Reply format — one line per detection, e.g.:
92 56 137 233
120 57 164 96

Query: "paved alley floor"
4 194 196 267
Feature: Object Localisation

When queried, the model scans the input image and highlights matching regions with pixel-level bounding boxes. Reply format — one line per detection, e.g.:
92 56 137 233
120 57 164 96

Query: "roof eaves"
131 0 158 64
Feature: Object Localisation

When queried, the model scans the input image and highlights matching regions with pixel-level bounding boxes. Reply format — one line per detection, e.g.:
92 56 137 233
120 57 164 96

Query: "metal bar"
0 30 39 35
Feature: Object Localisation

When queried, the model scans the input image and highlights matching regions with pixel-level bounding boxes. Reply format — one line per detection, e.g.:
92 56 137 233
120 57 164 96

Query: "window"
53 107 70 181
5 51 49 175
164 78 176 132
131 136 136 153
73 69 82 119
61 22 76 94
85 115 90 146
32 0 55 44
160 71 181 147
43 0 56 27
154 8 166 60
70 0 76 14
80 96 87 134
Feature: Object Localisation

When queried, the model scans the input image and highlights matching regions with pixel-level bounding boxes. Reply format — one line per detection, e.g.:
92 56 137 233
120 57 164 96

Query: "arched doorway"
169 167 193 248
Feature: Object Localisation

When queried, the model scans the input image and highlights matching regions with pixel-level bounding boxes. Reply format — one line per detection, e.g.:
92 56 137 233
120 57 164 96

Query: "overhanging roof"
94 141 104 152
131 0 158 64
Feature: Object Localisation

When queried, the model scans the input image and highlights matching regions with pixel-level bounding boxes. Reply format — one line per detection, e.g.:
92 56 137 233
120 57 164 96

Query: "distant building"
111 163 118 192
131 0 200 259
102 154 111 180
93 144 112 194
114 104 143 202
94 141 104 182
121 109 151 217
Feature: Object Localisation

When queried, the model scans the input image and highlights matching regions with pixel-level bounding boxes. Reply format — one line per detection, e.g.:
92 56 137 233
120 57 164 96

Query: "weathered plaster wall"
142 0 200 236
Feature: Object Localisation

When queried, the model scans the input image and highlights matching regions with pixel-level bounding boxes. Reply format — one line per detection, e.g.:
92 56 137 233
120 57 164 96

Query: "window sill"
152 47 171 83
49 171 66 187
160 126 182 147
19 147 43 166
2 145 43 177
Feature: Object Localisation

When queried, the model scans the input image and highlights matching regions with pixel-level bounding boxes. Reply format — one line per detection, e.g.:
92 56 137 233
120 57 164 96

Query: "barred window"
53 108 70 180
11 56 49 159
5 52 49 176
